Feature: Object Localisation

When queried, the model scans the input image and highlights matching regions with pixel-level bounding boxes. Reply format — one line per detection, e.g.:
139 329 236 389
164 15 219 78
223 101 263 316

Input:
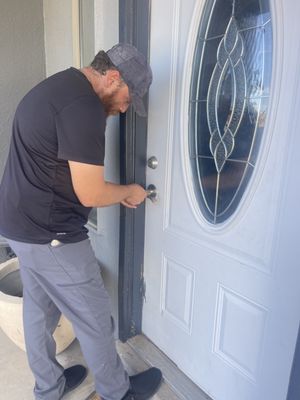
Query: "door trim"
118 0 151 342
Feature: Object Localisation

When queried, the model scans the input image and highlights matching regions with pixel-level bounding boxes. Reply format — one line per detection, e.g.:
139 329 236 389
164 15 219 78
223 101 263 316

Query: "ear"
106 70 121 87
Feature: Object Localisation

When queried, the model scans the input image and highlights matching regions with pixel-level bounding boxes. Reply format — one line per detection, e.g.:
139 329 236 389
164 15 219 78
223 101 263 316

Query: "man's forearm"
68 161 146 208
84 181 131 207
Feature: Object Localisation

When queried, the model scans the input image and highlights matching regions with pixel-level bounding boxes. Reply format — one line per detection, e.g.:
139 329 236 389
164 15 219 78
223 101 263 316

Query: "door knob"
147 156 158 169
146 184 158 203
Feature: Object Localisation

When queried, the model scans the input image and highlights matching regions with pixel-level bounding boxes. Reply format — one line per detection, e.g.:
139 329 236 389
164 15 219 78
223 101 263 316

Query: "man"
0 44 162 400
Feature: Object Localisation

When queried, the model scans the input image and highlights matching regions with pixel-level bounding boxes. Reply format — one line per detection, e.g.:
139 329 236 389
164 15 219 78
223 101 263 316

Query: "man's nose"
120 103 129 113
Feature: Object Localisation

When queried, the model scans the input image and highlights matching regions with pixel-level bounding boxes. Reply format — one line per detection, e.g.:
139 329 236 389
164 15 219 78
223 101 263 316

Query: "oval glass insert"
189 0 273 224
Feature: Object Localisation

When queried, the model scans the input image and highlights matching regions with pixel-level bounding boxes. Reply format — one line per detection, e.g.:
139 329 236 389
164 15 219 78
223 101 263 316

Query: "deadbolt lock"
147 156 158 169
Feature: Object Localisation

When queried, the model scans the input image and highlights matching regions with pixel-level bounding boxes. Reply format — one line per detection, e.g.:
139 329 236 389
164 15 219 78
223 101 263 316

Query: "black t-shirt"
0 67 106 244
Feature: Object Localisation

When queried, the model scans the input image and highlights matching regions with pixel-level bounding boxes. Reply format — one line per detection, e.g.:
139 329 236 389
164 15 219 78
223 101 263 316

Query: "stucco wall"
43 0 76 76
0 0 45 180
0 0 121 325
43 0 121 329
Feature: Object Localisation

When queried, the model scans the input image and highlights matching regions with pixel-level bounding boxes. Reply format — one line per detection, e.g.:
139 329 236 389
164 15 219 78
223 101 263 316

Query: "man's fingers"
121 200 137 209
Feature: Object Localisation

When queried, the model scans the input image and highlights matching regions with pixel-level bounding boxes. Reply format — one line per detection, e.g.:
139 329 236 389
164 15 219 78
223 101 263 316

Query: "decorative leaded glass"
189 0 272 224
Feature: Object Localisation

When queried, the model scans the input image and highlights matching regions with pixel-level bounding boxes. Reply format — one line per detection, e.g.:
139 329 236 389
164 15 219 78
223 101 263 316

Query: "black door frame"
118 0 151 342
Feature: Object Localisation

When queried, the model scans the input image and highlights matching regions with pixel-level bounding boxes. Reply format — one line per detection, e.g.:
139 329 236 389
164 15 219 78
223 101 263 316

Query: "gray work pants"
7 238 129 400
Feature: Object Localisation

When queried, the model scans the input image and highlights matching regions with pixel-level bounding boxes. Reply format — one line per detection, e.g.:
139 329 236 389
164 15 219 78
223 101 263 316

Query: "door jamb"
118 0 151 342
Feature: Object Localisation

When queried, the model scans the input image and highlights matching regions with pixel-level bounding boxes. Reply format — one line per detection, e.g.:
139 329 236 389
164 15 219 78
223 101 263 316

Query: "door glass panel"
189 0 273 224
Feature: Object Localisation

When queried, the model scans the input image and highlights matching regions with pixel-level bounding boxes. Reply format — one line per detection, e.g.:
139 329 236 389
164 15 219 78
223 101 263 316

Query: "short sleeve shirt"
0 68 106 244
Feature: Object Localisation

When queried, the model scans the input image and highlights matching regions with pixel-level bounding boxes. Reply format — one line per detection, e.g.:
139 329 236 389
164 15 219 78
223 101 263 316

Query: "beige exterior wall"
1 0 121 330
89 0 121 332
43 0 121 328
43 0 79 77
0 0 45 181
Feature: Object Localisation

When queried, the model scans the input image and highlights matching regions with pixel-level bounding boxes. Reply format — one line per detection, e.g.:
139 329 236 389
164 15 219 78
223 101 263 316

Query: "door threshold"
124 334 212 400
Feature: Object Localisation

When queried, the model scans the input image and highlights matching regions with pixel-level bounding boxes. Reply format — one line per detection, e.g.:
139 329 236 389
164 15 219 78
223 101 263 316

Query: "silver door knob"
147 156 158 169
146 184 158 203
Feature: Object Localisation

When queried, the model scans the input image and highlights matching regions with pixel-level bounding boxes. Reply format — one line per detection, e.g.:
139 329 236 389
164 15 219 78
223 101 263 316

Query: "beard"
101 83 125 116
101 92 118 115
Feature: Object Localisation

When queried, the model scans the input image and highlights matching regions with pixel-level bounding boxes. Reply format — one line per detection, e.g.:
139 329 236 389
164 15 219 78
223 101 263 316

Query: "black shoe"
62 364 88 397
122 367 162 400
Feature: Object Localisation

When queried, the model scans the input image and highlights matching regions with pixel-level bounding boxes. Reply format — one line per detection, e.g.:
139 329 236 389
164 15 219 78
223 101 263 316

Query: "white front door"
143 1 300 399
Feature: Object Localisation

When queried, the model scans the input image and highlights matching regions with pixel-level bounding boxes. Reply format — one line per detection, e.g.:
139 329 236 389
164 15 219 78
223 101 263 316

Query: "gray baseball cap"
106 43 152 117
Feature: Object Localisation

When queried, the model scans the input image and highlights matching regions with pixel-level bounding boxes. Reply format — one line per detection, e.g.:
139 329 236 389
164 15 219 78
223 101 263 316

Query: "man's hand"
121 184 147 208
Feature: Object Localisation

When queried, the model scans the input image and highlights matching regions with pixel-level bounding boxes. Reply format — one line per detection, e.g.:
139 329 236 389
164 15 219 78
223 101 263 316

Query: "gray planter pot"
0 258 75 354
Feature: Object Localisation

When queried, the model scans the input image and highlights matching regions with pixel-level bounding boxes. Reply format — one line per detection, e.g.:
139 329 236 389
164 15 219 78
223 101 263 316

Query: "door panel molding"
161 254 195 335
213 283 268 382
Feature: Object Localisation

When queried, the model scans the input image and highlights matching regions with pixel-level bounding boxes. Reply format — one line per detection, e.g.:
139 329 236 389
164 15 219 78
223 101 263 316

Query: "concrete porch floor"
0 328 180 400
